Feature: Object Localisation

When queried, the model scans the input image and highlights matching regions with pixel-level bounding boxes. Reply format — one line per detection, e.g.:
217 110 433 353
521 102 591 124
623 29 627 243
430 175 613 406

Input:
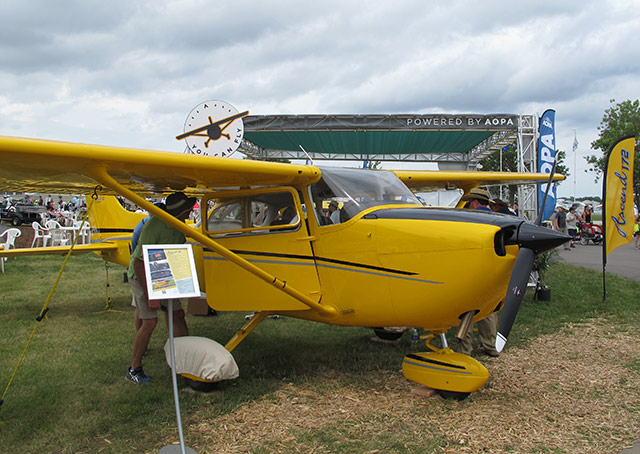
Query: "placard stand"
159 299 197 454
141 245 200 454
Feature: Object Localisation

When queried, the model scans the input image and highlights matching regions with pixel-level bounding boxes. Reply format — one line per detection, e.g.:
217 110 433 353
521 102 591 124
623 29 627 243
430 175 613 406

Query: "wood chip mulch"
181 319 640 453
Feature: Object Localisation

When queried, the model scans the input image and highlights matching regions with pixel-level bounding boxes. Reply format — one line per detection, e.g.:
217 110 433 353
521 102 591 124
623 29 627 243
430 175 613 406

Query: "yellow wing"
393 170 565 193
0 136 321 195
0 136 562 197
0 242 119 258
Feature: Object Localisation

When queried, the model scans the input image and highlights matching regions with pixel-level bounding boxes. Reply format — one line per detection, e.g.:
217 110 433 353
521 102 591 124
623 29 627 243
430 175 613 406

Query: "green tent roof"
244 130 495 156
241 114 520 162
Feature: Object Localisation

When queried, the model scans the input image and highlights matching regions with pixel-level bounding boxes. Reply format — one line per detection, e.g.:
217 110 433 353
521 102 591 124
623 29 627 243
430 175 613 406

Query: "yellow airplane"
0 136 568 399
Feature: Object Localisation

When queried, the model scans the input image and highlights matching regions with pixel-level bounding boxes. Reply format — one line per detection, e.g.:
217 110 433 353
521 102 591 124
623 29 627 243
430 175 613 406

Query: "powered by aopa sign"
405 114 517 130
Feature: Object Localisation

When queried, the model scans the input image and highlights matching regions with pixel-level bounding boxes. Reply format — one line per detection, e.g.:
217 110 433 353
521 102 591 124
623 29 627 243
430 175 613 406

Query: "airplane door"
201 187 321 312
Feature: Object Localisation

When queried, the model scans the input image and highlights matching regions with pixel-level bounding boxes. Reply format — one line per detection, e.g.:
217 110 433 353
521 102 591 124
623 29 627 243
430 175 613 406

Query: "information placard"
142 244 201 300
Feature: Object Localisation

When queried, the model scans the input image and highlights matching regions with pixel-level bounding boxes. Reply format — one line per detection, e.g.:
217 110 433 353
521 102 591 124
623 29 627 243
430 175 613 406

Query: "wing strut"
88 166 338 319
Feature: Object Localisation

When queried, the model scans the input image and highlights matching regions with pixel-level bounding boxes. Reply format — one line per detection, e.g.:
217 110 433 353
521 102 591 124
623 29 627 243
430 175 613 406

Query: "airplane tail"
85 195 146 267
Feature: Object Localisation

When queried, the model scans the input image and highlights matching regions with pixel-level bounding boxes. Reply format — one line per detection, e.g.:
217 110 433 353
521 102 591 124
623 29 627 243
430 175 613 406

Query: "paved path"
557 240 640 454
557 240 640 281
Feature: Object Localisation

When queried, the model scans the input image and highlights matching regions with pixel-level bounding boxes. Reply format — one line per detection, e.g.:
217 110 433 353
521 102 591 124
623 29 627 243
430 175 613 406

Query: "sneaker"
126 366 151 384
477 345 500 357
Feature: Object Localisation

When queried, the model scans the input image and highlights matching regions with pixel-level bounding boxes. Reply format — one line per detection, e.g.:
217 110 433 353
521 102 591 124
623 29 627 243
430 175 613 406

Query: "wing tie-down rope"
1 186 101 409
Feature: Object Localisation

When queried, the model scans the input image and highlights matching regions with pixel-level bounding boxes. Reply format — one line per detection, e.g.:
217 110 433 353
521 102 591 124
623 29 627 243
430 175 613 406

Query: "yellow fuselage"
85 194 516 332
202 207 515 331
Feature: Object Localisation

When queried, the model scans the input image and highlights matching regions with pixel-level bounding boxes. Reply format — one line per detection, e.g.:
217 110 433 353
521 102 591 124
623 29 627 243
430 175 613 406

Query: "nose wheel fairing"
402 349 489 393
402 333 489 394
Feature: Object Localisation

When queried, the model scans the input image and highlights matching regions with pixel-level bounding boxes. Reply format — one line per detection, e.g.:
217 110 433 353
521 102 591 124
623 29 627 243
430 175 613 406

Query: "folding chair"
31 222 51 248
0 228 21 272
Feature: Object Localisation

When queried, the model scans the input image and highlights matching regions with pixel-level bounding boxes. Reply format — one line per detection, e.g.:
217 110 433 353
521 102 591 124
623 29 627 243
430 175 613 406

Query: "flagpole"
602 173 607 304
573 131 578 203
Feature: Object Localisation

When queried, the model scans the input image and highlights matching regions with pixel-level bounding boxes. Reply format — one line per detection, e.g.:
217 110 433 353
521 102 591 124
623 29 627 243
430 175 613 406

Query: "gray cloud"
1 0 639 196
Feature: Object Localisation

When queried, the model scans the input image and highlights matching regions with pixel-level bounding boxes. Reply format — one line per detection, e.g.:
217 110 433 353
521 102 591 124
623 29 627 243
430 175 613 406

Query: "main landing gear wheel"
435 389 470 401
372 328 403 341
184 377 219 392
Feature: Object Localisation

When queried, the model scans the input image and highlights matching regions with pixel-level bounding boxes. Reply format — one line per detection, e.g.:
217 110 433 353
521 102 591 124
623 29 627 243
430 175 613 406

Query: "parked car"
1 203 46 226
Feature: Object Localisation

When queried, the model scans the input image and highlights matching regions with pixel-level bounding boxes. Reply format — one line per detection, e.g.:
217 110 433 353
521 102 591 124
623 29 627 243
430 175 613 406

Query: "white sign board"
142 244 201 300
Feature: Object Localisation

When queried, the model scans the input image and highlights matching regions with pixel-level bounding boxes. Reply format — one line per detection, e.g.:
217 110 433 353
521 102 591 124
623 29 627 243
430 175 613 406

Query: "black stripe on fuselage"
205 249 418 276
93 228 134 233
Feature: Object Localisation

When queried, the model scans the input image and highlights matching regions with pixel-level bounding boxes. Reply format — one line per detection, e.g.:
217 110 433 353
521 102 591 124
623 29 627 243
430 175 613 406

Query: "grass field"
1 253 639 453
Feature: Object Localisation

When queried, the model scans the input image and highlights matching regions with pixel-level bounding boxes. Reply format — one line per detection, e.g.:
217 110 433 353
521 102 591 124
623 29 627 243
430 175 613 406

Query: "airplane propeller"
495 247 535 351
496 160 567 352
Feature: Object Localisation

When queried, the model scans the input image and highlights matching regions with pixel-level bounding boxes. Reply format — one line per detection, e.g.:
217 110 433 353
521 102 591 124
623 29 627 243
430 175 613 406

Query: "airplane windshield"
311 167 422 225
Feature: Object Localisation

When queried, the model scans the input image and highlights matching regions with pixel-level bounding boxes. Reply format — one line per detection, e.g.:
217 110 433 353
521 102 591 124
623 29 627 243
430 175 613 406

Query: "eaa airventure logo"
405 114 516 130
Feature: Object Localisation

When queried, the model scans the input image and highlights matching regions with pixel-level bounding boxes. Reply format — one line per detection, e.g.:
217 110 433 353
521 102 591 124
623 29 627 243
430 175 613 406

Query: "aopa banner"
537 109 557 220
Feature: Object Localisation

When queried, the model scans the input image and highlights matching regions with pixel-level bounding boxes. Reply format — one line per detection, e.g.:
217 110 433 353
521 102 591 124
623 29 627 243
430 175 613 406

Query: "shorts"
130 277 183 320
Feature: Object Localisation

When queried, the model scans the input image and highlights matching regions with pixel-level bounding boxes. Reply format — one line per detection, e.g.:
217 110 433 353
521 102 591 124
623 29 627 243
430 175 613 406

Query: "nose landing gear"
402 331 489 400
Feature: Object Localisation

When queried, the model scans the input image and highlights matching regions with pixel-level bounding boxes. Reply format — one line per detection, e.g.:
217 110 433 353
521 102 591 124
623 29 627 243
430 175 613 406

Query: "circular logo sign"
177 100 249 157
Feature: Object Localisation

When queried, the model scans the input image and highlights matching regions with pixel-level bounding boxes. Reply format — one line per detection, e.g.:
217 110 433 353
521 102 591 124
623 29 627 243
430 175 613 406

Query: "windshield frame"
309 167 422 225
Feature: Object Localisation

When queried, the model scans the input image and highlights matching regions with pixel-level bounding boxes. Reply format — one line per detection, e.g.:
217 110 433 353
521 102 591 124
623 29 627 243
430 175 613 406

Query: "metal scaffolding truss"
517 115 539 219
466 129 519 169
239 145 471 163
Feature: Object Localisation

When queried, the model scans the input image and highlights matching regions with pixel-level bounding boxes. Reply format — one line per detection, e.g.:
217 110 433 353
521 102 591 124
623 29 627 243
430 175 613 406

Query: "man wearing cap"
126 192 196 384
458 187 500 358
566 206 579 248
461 188 492 212
490 198 516 216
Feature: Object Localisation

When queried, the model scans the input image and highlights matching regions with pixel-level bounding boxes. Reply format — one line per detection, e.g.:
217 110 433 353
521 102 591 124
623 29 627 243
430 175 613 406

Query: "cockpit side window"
205 190 300 236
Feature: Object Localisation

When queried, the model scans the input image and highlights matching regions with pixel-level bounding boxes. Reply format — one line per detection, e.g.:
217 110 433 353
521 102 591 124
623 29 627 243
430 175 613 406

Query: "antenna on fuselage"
299 145 314 165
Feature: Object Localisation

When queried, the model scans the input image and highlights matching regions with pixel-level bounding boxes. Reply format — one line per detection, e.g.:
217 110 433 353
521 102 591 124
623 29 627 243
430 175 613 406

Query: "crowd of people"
551 203 597 250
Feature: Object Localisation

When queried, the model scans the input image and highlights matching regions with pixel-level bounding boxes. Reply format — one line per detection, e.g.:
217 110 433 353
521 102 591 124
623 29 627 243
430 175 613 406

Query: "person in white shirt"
329 200 341 224
566 206 578 248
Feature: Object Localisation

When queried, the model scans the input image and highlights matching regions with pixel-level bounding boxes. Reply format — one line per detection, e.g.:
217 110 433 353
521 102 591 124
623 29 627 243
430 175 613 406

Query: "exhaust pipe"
456 310 476 340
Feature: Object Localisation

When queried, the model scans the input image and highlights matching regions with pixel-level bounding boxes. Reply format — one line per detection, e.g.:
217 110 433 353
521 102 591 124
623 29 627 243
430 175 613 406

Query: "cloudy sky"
1 0 639 197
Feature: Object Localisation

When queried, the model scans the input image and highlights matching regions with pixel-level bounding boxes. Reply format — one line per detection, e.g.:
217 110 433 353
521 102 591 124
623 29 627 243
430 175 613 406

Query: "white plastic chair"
1 228 21 273
73 220 91 244
32 221 52 248
45 220 70 246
